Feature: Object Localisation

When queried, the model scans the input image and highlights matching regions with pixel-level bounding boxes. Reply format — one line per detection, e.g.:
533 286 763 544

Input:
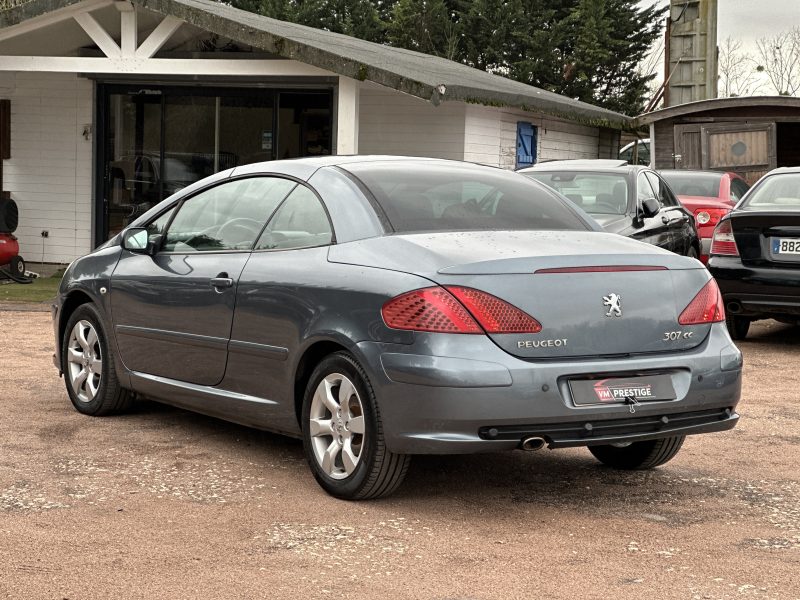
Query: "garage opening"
97 83 333 242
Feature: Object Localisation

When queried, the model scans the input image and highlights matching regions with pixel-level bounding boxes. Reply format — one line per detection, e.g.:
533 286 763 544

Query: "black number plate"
570 375 677 406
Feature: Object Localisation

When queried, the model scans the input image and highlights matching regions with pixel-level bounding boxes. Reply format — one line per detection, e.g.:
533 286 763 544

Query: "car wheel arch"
293 337 361 427
58 290 95 356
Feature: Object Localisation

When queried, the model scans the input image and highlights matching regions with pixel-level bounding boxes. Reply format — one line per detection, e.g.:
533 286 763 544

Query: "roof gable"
1 0 632 129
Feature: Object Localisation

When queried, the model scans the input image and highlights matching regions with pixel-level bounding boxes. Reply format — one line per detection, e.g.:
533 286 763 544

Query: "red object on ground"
0 232 19 267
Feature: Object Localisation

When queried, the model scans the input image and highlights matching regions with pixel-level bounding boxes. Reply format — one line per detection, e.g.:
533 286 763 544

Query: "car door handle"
210 276 234 289
662 215 687 225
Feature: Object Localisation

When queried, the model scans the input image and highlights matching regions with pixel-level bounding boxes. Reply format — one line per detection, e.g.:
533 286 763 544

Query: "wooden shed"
638 97 800 184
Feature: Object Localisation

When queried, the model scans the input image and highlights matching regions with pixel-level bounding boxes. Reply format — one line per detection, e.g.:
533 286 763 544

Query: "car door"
110 176 296 386
630 171 673 250
646 171 694 255
222 183 335 425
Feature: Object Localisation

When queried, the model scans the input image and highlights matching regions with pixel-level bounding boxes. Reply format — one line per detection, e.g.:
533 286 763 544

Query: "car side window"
650 172 679 207
637 172 657 203
730 178 750 202
146 207 175 237
255 185 333 251
644 172 676 207
162 177 295 252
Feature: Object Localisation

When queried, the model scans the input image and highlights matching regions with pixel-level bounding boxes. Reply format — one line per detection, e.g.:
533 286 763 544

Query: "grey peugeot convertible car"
53 156 742 499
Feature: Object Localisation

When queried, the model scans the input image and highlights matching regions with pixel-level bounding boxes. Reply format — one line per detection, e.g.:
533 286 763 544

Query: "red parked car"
659 170 750 263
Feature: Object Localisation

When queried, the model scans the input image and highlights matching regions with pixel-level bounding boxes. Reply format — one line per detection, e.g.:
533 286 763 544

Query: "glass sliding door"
162 95 218 193
219 95 275 166
105 91 162 239
98 84 331 243
277 92 332 160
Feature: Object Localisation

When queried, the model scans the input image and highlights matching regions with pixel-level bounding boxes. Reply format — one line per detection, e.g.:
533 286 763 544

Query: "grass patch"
0 273 62 303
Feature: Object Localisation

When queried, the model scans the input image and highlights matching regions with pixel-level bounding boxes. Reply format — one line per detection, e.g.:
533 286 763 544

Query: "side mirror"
641 197 660 219
122 227 158 255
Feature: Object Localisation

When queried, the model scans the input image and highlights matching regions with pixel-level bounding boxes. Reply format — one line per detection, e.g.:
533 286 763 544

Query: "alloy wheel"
66 320 103 403
308 373 366 480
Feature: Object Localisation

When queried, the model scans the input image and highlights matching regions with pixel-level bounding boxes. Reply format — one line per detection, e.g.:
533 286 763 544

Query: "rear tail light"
710 220 739 256
381 288 482 333
678 278 725 325
446 286 542 333
694 208 729 228
381 286 542 334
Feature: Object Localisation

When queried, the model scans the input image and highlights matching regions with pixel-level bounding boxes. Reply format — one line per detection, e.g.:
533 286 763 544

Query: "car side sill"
131 371 278 406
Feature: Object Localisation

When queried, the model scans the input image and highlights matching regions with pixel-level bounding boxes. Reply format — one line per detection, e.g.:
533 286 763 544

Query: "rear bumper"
709 256 800 317
356 323 742 454
477 407 738 448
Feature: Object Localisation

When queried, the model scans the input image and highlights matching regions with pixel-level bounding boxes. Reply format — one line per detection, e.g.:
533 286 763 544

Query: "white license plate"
773 238 800 254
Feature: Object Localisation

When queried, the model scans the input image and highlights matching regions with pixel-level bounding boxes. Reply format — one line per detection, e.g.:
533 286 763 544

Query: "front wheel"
302 352 410 500
62 303 132 415
588 436 685 470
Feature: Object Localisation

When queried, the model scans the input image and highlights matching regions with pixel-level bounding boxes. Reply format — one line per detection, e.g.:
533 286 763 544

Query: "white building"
0 0 631 264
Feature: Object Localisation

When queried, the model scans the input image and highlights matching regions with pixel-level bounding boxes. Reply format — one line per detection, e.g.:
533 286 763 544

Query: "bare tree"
718 36 762 97
755 27 800 96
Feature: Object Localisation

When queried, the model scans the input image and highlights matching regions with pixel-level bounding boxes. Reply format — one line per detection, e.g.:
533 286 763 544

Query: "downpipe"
520 436 546 452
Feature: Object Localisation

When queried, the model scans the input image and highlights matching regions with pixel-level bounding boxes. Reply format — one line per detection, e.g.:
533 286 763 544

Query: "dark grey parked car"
53 156 742 499
520 160 700 258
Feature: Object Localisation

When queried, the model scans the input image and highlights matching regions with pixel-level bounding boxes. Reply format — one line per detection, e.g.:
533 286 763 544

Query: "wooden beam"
0 56 332 77
74 12 121 58
135 15 183 59
120 8 137 58
0 0 112 43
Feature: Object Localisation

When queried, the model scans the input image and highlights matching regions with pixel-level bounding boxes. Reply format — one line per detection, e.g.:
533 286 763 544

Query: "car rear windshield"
659 171 722 198
343 162 590 233
741 173 800 211
522 171 629 215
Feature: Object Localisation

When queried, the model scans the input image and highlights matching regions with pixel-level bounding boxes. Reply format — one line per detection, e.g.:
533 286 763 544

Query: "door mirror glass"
122 227 152 253
641 197 660 218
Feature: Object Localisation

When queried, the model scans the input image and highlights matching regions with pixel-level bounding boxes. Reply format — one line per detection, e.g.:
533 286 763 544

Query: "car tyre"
588 436 685 470
9 255 25 277
302 351 410 500
725 313 750 340
62 303 133 415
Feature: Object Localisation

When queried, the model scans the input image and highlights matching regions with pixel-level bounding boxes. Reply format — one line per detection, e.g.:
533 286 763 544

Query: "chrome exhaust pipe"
520 436 546 452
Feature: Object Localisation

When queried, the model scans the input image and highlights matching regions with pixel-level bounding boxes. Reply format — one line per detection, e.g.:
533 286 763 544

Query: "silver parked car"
53 156 742 499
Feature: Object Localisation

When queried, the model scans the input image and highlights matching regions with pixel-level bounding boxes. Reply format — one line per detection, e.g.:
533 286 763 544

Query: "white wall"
464 104 602 169
358 82 466 160
0 71 93 265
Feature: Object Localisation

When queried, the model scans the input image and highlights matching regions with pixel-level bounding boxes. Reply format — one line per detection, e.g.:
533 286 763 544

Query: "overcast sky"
647 0 799 51
641 0 799 93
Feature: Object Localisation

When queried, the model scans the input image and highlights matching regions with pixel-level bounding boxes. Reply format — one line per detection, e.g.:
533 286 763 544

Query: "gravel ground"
1 310 798 599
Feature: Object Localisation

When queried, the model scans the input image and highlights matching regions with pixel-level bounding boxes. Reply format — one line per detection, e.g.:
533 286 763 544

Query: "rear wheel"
588 436 685 470
62 303 132 415
302 352 410 500
726 313 750 340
